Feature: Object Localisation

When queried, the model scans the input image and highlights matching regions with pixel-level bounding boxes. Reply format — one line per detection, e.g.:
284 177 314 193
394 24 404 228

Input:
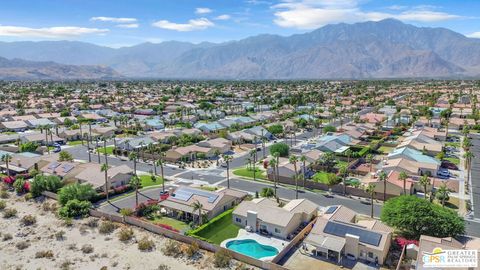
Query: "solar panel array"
61 164 75 173
172 187 219 203
323 221 382 247
48 162 60 170
325 206 338 214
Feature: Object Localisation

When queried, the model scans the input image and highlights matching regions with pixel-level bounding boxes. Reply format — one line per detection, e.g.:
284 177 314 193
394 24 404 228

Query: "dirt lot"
0 189 252 270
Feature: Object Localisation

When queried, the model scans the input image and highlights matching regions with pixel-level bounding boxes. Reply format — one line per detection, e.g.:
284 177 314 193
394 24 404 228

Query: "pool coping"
220 229 289 261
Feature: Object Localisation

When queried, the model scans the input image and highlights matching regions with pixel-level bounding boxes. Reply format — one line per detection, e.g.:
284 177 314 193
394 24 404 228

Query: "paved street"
469 134 480 219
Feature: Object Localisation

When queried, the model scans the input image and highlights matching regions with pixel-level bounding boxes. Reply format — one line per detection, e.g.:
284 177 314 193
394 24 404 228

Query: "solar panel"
325 206 338 214
62 164 75 173
172 187 219 203
48 162 60 170
323 221 382 247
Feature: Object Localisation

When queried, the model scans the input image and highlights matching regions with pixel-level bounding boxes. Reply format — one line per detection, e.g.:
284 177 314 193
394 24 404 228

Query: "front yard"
233 167 267 180
312 171 336 184
444 157 460 165
139 174 163 188
96 146 115 155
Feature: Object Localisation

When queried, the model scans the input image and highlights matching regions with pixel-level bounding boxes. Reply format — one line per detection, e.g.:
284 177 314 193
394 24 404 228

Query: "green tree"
269 142 289 157
436 184 450 207
399 171 408 195
58 151 74 162
378 170 388 202
57 183 96 206
289 155 299 199
1 153 12 177
381 195 464 239
130 175 141 208
192 200 204 225
419 175 431 200
323 125 337 133
260 187 274 198
59 199 92 218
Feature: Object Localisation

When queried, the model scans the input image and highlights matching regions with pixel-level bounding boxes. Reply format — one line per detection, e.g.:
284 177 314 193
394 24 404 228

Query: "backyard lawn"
378 146 394 154
233 167 267 180
312 171 336 184
96 146 115 155
139 174 163 188
192 211 240 245
149 216 190 232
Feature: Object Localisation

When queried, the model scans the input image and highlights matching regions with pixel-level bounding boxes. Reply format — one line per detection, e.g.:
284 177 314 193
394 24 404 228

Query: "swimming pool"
226 239 279 259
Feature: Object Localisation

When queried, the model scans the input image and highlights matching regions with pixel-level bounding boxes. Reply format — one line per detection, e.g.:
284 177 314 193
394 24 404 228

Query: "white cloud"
0 25 109 38
195 8 213 14
117 23 139 28
152 18 214 32
90 17 137 23
467 32 480 38
215 14 231 20
272 1 465 29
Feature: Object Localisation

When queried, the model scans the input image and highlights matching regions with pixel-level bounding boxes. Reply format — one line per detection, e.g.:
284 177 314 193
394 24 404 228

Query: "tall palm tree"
192 200 203 225
366 154 374 173
129 152 138 176
436 184 450 207
339 165 348 196
269 158 278 198
101 163 109 202
344 149 353 164
156 152 166 192
399 171 408 195
300 155 307 188
250 149 257 182
419 175 431 200
464 151 474 190
223 154 233 189
130 175 140 208
289 155 299 199
1 154 12 177
365 183 376 218
378 170 388 202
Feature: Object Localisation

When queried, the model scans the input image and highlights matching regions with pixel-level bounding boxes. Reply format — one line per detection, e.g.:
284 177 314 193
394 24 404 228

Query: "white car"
437 170 450 178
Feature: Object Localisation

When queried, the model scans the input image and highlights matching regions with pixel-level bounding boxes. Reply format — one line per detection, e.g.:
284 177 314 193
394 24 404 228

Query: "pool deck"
220 229 289 261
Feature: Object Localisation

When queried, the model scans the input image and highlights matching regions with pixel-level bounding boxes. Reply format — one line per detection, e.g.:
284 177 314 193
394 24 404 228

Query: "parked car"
437 170 451 178
442 161 458 170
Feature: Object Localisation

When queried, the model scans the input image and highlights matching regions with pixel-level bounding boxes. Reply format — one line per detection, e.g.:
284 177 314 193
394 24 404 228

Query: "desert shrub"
24 193 33 201
16 241 30 250
30 174 63 197
13 178 27 193
98 220 117 234
214 249 232 268
20 215 37 226
0 200 6 210
58 199 92 218
84 218 99 228
3 208 17 218
183 242 199 258
138 236 155 251
119 208 134 216
117 227 134 242
55 230 65 240
62 218 73 227
81 244 94 254
161 239 181 257
157 265 171 270
0 190 8 199
2 233 12 241
35 250 54 258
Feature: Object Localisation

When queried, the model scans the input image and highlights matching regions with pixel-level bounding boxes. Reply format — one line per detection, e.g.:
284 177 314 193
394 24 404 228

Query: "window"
260 225 267 231
274 228 281 233
235 217 241 223
368 252 374 259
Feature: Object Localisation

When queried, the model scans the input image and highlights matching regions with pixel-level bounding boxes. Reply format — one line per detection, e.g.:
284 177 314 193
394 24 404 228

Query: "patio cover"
158 200 207 215
305 234 345 253
0 164 27 173
334 146 350 154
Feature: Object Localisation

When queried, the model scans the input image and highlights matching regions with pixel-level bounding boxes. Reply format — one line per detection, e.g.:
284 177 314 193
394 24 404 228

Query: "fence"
272 217 317 264
396 245 407 270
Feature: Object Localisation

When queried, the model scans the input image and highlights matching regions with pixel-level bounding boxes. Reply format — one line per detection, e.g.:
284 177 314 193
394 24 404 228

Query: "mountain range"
1 19 480 80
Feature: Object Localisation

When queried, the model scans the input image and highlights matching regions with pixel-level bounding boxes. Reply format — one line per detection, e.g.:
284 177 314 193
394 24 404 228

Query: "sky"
0 0 479 48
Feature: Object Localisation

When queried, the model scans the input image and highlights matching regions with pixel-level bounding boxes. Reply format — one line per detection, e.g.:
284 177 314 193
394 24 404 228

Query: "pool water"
226 239 279 259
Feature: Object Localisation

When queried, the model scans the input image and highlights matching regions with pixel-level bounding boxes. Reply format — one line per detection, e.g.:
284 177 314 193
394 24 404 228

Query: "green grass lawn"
444 157 460 165
149 216 190 231
96 146 115 155
67 140 83 146
199 185 218 192
139 174 163 188
335 160 348 168
193 212 240 245
312 171 336 184
233 167 267 180
378 146 394 154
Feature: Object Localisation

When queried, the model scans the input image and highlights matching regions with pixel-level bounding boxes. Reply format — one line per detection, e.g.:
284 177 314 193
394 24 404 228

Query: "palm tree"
366 154 374 173
85 133 91 162
419 175 431 200
192 200 203 225
365 183 376 218
399 171 408 195
300 155 307 188
436 184 450 207
223 154 233 189
101 163 109 202
1 154 12 177
129 152 138 176
289 155 299 199
344 149 353 164
464 151 474 190
378 170 388 202
130 175 140 208
156 152 166 192
269 158 278 198
339 165 348 196
250 149 257 182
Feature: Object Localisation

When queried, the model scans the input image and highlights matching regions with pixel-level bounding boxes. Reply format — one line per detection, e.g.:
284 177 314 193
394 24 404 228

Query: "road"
469 134 480 219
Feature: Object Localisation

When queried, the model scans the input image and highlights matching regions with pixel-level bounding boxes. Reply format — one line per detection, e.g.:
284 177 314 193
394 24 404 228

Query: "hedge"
357 146 371 157
186 208 235 242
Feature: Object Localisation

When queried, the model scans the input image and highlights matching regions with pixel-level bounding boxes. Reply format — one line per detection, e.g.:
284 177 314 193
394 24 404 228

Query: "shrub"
269 142 289 157
161 240 181 257
58 199 92 218
81 244 94 254
157 265 171 270
2 233 12 241
35 250 54 258
57 183 96 206
0 200 6 210
13 178 26 193
138 236 155 251
30 174 63 197
20 215 37 226
55 230 65 241
117 227 134 242
214 249 232 268
0 190 9 199
16 241 30 250
3 208 17 218
323 125 337 133
183 242 199 258
119 208 134 217
98 220 117 234
84 218 99 228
